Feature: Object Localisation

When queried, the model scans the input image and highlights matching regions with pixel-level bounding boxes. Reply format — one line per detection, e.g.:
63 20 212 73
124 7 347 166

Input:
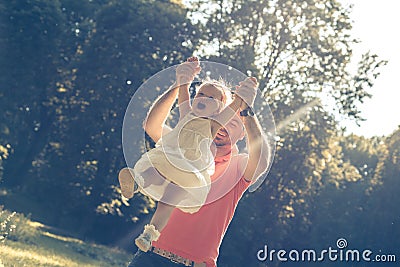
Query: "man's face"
213 113 245 147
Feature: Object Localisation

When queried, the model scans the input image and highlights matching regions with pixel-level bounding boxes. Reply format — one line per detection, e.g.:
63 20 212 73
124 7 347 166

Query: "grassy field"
0 221 131 267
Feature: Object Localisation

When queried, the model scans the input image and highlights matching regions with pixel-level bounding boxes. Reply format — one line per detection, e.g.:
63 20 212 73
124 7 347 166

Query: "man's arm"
143 57 200 142
233 77 270 182
143 83 179 143
212 77 258 135
242 114 271 182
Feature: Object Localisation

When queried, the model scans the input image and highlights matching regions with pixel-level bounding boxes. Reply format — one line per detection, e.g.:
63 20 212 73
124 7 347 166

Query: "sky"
338 0 400 137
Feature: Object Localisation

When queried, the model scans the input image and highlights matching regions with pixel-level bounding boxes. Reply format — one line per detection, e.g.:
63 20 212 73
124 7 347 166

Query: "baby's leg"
118 167 165 199
141 167 166 188
150 202 175 232
135 183 189 252
150 182 190 231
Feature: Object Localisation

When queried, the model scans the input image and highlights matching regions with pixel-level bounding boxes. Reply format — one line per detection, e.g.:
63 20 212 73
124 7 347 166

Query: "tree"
183 1 387 265
0 0 200 242
189 0 386 118
60 0 200 239
0 0 66 189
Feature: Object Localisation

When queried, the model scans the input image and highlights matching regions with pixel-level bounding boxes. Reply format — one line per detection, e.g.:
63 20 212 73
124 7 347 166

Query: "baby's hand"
187 56 198 63
186 56 201 76
176 57 201 85
235 77 258 109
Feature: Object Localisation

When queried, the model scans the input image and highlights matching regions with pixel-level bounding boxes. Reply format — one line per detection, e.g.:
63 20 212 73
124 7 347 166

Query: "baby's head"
192 78 231 117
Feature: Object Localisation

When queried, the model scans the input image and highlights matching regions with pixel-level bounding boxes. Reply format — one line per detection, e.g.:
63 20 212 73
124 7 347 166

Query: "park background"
0 0 399 266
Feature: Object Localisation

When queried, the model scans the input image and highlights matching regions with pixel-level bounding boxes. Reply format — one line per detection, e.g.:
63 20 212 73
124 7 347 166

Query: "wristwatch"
239 107 255 117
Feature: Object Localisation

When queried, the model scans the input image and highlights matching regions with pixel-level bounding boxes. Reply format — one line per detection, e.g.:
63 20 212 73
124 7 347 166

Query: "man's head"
213 112 245 148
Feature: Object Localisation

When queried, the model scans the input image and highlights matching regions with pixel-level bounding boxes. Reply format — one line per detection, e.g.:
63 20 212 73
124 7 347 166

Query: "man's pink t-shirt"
153 151 251 267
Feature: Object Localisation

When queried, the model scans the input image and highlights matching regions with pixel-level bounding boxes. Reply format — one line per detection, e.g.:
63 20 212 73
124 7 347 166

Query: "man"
127 59 272 267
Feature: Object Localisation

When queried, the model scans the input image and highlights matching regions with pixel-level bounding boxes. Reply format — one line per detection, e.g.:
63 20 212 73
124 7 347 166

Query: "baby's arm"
176 57 201 119
211 77 258 136
210 94 243 137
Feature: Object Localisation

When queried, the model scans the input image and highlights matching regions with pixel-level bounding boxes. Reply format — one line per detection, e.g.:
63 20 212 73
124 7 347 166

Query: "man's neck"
215 145 232 158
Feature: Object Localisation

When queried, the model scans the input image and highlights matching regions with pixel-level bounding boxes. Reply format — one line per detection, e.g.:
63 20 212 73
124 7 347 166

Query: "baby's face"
192 84 224 117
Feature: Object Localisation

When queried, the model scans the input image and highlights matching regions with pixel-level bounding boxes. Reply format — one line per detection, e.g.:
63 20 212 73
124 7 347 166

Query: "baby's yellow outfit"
133 112 214 213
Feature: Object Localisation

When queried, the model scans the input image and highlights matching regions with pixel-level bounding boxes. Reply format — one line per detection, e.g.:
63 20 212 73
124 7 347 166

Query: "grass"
0 220 131 267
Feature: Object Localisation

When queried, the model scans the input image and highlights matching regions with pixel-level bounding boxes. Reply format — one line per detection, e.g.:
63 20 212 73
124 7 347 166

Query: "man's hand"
234 77 258 110
176 56 201 86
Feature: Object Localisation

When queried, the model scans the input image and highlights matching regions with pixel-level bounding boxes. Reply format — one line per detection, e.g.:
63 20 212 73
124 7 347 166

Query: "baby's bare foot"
118 168 136 198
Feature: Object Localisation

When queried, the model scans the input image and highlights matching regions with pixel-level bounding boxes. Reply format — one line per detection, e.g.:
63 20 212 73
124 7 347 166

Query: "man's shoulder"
232 152 248 161
232 153 248 181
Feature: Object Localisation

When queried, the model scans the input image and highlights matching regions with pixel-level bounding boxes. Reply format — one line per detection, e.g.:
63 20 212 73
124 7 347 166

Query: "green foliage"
0 206 39 244
0 0 67 190
0 144 9 183
0 206 15 243
0 212 130 266
219 126 400 266
189 0 387 122
0 0 199 241
181 3 392 265
340 134 387 192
